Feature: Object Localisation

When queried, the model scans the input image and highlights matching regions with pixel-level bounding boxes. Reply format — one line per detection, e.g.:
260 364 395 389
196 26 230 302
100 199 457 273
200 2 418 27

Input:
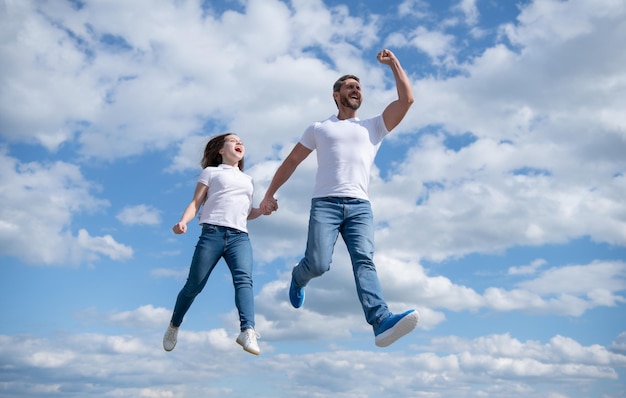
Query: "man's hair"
333 74 360 92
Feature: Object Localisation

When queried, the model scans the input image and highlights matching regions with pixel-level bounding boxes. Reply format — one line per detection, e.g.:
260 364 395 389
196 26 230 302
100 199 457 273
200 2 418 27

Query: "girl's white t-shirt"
299 114 389 200
197 164 253 232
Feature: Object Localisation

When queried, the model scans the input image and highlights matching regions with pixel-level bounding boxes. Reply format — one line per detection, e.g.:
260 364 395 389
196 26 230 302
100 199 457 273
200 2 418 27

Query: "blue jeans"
171 224 255 331
292 197 390 330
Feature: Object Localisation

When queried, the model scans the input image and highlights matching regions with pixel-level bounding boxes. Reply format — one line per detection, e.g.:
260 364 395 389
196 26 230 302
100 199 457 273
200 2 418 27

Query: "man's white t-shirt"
197 164 253 232
299 114 389 200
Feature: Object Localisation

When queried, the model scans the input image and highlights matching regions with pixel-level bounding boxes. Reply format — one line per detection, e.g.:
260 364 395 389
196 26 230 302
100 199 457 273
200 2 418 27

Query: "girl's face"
219 134 244 166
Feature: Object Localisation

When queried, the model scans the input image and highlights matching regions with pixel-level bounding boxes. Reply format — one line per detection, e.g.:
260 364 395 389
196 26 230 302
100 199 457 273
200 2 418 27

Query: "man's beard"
340 94 361 110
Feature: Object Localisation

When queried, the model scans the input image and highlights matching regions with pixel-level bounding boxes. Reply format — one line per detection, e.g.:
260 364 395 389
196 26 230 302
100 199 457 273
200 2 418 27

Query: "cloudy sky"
1 0 626 397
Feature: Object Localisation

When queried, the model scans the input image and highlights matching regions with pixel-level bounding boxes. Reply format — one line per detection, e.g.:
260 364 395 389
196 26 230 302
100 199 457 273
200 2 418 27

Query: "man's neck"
337 109 358 120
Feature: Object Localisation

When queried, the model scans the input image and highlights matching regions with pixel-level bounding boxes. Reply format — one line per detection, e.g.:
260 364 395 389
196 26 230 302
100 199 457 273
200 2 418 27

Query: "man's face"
336 79 362 110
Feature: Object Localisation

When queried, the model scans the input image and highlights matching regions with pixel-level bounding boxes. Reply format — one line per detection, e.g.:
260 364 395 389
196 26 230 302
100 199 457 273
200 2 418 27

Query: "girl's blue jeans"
292 197 390 330
171 224 254 331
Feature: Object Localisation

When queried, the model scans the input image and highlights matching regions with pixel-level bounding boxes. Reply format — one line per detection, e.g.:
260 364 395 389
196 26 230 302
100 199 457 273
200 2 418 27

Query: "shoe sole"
375 311 419 347
236 338 260 355
290 292 304 308
289 280 305 308
163 328 178 352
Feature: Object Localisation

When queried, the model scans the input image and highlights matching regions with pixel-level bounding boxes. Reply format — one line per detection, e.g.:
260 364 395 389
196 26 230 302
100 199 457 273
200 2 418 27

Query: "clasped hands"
260 196 278 215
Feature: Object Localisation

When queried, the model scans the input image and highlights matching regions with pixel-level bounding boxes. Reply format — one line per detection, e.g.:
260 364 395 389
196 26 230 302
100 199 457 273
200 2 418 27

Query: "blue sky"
1 0 625 397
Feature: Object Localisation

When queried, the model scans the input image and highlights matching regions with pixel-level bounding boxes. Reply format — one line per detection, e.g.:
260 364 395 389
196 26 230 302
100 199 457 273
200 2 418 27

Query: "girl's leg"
223 229 254 331
171 224 224 327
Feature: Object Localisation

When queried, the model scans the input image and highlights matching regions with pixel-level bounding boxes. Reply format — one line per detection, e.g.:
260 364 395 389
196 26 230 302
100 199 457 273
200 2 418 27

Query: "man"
261 49 418 347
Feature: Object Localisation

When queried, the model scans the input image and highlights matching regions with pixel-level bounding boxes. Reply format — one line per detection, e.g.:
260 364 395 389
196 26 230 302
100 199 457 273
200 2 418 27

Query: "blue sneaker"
374 310 419 347
289 278 305 308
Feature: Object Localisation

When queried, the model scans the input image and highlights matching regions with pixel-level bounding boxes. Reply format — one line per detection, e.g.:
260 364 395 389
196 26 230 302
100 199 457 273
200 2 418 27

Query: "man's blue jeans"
171 224 255 331
292 197 390 330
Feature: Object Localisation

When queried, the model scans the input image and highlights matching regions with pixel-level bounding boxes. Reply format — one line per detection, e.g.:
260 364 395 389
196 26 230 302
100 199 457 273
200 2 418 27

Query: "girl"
163 133 276 355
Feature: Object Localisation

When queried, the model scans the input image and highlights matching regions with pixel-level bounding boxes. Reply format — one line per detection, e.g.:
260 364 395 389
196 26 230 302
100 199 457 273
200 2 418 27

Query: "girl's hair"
200 133 244 171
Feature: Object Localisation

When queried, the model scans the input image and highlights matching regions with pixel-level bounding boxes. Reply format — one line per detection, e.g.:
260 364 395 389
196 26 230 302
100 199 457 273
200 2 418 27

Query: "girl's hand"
172 222 187 234
260 197 278 214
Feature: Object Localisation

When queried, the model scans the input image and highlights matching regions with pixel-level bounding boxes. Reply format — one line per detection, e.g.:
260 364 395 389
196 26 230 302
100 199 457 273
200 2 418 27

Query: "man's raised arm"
378 49 414 132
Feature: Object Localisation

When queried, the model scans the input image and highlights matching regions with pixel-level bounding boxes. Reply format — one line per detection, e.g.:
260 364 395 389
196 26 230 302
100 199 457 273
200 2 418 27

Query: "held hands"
260 196 279 215
377 48 397 65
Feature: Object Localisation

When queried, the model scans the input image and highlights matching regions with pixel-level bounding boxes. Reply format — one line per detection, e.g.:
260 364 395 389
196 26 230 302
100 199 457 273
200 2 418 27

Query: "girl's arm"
173 183 208 234
247 207 264 221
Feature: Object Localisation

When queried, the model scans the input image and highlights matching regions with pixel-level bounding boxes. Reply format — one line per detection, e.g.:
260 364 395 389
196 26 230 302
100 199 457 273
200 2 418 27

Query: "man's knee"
300 257 331 278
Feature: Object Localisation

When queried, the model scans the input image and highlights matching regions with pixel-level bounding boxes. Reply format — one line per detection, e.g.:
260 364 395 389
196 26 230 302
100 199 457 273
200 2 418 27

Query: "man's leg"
342 199 419 347
340 199 389 327
290 198 342 307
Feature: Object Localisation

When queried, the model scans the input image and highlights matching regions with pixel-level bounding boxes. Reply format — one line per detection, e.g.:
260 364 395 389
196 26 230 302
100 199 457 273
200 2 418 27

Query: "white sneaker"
163 324 178 352
236 328 260 355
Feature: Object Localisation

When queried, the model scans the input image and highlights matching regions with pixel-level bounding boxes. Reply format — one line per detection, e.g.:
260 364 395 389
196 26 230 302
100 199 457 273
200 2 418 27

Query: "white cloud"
0 149 133 265
509 258 547 275
397 0 431 19
367 55 626 259
453 0 479 26
386 25 457 63
253 256 626 342
0 0 622 314
1 330 623 397
0 0 382 164
502 0 624 46
108 304 171 329
612 332 626 354
1 0 625 396
76 228 133 261
482 260 626 316
116 204 162 226
369 139 626 260
151 266 188 280
8 0 624 268
518 260 626 296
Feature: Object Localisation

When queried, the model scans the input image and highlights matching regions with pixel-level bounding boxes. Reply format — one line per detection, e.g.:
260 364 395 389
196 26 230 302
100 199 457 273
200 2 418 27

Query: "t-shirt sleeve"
299 123 317 150
372 114 389 143
198 167 213 187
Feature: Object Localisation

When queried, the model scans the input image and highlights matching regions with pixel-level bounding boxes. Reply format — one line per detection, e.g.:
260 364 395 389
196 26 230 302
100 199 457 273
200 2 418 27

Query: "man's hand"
260 197 278 215
377 49 397 65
